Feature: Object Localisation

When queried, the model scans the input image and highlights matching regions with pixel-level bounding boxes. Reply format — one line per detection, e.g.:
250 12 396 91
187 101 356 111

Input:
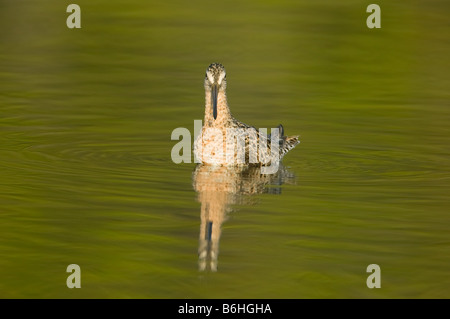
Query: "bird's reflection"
192 164 295 272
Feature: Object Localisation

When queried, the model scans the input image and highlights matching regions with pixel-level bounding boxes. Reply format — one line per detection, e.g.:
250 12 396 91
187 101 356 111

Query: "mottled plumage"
194 63 299 166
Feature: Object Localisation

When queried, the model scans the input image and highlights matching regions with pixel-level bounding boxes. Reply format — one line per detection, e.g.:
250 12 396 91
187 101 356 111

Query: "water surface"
0 0 449 298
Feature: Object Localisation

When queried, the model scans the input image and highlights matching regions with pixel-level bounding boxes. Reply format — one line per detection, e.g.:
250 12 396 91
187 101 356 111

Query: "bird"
194 63 299 168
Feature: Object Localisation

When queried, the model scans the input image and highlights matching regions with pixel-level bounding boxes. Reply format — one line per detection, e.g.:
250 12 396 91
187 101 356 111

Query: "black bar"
0 299 439 317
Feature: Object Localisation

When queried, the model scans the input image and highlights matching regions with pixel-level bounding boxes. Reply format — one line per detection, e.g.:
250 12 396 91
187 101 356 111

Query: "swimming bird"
194 63 299 167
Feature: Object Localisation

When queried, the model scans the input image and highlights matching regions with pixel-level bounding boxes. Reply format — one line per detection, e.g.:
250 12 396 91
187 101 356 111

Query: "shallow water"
1 0 449 298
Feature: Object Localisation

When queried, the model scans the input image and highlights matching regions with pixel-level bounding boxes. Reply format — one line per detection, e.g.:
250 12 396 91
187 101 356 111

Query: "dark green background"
0 0 449 298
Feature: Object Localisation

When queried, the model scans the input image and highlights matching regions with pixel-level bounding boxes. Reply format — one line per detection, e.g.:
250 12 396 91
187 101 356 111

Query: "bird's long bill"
211 84 218 120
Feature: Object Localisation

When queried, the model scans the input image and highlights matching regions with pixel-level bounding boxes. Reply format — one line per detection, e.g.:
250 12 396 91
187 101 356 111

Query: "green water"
1 0 449 298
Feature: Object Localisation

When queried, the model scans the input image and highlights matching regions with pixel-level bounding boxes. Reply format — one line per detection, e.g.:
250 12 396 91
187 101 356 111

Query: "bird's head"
204 63 227 120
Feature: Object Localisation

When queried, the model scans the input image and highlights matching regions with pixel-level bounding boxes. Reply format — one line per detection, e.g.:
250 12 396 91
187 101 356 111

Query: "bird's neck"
204 89 232 127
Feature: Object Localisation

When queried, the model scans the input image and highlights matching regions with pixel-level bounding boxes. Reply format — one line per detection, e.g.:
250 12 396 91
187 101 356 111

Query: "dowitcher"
194 63 299 167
